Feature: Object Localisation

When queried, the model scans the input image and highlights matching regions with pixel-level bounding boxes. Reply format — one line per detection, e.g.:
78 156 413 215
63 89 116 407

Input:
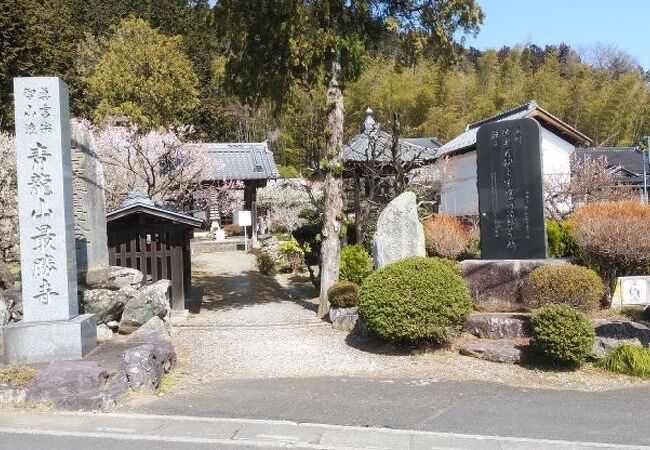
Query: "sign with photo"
611 276 650 307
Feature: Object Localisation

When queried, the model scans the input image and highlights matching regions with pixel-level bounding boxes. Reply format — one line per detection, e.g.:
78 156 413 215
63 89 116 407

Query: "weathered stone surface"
463 314 532 339
0 262 15 289
82 288 129 324
123 344 163 391
85 266 144 290
593 319 650 345
0 293 10 327
259 235 278 248
71 119 109 280
372 192 425 268
123 332 176 391
14 77 79 323
96 324 114 342
329 307 358 332
0 384 27 404
129 316 170 341
3 288 22 322
591 337 644 359
459 341 524 364
3 314 97 365
460 259 568 312
119 280 171 334
26 360 110 410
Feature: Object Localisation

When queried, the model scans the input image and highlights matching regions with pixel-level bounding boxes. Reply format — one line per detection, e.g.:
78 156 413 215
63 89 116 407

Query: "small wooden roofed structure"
187 142 280 242
434 101 592 159
107 189 202 312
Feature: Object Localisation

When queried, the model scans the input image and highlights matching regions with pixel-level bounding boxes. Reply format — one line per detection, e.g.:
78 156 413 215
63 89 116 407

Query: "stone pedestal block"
460 259 568 312
2 314 96 365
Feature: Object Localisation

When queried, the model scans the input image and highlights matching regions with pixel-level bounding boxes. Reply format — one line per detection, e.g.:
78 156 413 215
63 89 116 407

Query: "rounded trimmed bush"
256 252 276 276
358 256 472 343
531 304 595 366
327 281 359 308
339 245 372 285
524 264 604 312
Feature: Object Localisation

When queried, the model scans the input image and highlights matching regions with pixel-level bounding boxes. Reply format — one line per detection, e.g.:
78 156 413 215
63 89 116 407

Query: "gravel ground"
166 251 650 393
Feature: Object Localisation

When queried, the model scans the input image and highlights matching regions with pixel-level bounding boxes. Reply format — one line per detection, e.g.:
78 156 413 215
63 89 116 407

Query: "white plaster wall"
438 127 575 217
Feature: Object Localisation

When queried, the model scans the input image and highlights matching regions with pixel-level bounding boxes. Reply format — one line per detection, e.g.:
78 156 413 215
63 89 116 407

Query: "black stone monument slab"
476 118 547 259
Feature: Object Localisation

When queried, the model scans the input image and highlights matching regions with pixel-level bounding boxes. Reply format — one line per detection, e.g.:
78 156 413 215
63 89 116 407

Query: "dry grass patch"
0 366 36 387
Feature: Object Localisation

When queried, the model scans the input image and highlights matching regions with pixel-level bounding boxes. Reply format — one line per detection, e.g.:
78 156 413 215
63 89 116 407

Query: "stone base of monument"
2 314 97 365
460 259 569 312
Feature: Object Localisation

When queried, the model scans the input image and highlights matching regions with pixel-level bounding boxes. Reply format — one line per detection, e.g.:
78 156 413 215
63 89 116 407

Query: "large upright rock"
372 192 425 268
82 288 130 324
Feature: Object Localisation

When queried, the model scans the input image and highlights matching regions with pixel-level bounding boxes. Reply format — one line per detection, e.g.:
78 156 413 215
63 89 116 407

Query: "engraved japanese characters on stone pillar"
14 77 78 322
476 118 547 259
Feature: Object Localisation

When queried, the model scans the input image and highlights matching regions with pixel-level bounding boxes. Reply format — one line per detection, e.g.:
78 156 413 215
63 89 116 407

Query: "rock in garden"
463 314 532 339
459 341 524 364
85 266 144 290
82 288 130 324
3 288 22 321
106 320 120 332
593 319 650 346
26 360 110 410
96 324 114 342
372 191 425 268
0 262 15 290
129 316 170 341
119 280 171 334
329 307 358 331
123 344 164 391
459 259 568 312
591 337 644 359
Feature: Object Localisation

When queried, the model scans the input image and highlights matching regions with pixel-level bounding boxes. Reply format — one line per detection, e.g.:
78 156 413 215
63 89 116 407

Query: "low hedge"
531 304 595 366
358 256 472 344
256 252 276 276
524 264 604 312
327 281 359 308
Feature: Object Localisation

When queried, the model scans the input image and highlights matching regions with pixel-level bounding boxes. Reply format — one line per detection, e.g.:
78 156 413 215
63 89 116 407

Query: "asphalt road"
122 377 650 447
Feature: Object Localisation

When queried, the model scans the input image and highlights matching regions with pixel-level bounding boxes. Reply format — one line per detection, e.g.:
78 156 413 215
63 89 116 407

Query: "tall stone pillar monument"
3 77 96 364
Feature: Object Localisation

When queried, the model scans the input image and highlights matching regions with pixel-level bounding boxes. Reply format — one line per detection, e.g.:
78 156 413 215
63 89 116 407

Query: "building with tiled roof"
187 142 280 182
430 101 594 216
574 147 647 186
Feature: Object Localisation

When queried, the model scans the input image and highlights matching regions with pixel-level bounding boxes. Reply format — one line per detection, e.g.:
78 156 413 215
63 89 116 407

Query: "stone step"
464 313 532 339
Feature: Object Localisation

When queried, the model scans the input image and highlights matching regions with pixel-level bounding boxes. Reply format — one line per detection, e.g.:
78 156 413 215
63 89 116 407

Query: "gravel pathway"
164 251 649 393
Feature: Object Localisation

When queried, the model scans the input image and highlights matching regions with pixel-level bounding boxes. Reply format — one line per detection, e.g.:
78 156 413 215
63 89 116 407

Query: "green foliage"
327 280 359 308
525 264 604 312
546 220 580 258
358 256 472 344
278 238 305 272
531 305 595 366
339 245 372 285
278 165 300 179
85 17 199 129
255 251 277 277
597 344 650 379
293 208 322 269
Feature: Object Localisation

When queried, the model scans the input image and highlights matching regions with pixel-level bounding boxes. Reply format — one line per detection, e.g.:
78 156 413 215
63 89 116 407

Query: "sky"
466 0 650 69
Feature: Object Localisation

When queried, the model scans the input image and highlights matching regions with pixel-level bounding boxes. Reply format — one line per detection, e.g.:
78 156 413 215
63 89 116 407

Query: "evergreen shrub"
358 256 472 343
546 219 580 258
327 281 359 308
339 245 372 285
256 251 276 276
531 305 595 366
524 264 604 312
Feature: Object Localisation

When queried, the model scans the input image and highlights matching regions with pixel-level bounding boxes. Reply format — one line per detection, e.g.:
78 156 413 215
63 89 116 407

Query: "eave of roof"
436 101 592 159
107 202 203 227
188 142 280 181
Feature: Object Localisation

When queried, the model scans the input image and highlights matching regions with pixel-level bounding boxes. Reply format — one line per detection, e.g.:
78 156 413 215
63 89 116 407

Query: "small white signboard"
611 276 650 307
234 210 252 227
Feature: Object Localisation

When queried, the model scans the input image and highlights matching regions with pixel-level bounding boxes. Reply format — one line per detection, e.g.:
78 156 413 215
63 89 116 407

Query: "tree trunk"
318 65 344 318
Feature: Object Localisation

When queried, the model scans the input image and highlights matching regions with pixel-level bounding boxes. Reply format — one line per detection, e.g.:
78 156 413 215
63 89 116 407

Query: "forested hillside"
2 0 649 174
